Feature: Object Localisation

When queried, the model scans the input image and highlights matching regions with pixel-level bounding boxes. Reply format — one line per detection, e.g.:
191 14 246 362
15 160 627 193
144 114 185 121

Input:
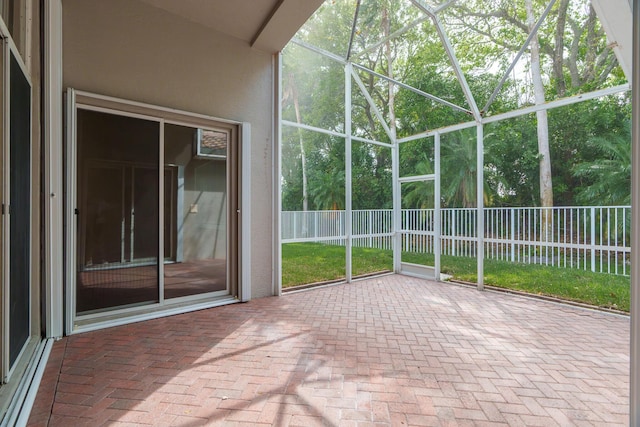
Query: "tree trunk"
294 97 309 212
525 0 553 241
552 0 570 97
284 73 309 212
382 7 397 143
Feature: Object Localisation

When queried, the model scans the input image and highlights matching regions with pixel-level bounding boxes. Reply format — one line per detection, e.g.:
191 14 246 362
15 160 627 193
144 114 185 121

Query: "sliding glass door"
76 109 160 314
68 91 239 328
0 38 33 384
6 47 31 375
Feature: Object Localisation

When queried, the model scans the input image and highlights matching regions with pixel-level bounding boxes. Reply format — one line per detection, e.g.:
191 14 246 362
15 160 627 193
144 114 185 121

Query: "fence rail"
282 206 631 276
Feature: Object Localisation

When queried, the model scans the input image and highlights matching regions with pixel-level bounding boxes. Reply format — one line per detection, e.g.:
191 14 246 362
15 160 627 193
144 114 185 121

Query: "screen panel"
8 51 31 366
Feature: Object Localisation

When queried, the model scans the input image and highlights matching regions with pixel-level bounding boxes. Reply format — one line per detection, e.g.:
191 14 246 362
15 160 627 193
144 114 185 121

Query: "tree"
282 73 309 211
573 120 631 206
524 0 552 211
441 130 498 208
524 0 553 238
402 156 435 209
484 115 539 207
310 168 346 210
281 0 628 212
446 0 622 208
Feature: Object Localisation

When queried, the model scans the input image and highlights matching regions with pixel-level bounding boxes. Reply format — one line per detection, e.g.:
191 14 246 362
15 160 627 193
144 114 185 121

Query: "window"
195 128 228 159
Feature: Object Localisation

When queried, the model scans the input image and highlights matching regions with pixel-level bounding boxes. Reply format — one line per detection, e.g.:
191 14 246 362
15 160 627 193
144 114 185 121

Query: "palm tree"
402 156 435 209
401 132 499 209
573 121 631 206
440 131 496 208
310 168 345 210
442 132 476 207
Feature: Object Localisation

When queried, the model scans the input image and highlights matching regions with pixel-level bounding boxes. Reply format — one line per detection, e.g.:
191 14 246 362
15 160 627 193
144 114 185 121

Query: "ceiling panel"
138 0 325 53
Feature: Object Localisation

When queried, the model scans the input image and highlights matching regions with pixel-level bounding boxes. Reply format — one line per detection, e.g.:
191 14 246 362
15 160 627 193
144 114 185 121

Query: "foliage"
402 155 435 209
440 129 499 208
281 0 630 211
573 120 631 206
310 167 345 210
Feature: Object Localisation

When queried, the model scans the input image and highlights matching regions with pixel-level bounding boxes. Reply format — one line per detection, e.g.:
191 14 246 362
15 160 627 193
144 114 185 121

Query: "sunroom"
277 0 640 423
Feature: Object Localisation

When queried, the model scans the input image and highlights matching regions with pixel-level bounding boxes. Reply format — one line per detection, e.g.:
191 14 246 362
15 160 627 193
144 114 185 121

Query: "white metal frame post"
631 0 639 424
345 62 353 282
392 131 401 273
476 124 484 290
274 53 283 296
434 132 441 280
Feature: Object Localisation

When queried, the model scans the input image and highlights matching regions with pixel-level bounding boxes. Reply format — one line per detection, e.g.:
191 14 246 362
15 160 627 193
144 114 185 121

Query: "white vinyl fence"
282 206 631 276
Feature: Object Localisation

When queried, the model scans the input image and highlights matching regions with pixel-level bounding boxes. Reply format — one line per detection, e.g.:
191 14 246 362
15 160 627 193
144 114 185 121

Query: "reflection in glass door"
163 123 228 299
76 109 160 314
82 164 124 266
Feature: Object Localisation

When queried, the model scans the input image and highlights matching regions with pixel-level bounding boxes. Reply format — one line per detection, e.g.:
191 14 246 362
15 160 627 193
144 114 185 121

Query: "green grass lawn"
281 243 393 286
282 242 630 312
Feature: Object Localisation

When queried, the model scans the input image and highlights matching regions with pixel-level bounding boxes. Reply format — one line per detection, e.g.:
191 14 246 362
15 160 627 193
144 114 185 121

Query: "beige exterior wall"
62 0 276 298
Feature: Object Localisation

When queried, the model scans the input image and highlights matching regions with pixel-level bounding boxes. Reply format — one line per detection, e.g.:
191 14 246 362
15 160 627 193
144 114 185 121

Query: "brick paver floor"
27 275 629 426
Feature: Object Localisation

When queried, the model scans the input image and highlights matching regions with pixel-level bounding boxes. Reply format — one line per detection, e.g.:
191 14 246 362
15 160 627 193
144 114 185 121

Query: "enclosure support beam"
392 138 401 274
434 133 441 281
346 0 362 60
476 124 485 291
352 63 471 115
482 0 557 114
274 53 283 296
399 174 436 183
351 68 394 141
352 16 430 61
291 38 347 65
345 63 353 283
432 14 482 122
398 84 630 144
630 0 640 424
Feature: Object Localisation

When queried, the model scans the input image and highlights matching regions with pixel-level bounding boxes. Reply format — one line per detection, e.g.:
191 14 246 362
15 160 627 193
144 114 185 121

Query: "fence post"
591 207 596 272
452 212 457 257
369 210 373 248
510 208 515 262
313 212 317 239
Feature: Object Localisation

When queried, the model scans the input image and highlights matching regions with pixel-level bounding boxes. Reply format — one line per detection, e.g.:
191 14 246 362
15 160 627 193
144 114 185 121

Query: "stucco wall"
62 0 275 298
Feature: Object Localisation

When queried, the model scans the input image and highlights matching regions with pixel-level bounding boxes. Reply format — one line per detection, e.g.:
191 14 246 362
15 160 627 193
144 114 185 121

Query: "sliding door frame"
65 89 249 334
0 33 35 383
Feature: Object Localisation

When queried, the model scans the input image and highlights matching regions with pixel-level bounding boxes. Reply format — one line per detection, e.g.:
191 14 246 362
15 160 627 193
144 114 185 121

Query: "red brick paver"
28 275 629 426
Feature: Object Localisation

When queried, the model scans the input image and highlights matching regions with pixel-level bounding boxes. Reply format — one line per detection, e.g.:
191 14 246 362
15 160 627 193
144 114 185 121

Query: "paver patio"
27 275 629 426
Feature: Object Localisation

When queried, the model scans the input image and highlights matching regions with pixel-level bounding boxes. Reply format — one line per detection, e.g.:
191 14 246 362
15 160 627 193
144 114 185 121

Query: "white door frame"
64 90 250 334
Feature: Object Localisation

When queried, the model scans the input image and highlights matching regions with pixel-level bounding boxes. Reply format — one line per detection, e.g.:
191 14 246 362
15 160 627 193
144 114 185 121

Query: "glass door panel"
132 166 159 261
164 167 177 261
8 51 31 366
163 123 228 299
83 164 124 266
76 109 160 314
